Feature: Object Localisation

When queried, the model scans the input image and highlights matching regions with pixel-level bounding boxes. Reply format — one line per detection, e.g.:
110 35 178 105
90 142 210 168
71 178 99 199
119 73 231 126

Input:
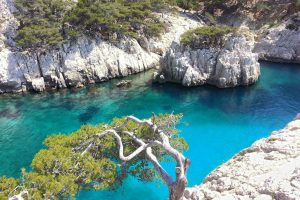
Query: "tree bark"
82 115 190 200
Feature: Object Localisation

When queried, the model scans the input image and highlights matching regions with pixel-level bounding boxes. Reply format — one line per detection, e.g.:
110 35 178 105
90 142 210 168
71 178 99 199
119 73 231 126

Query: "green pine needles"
13 0 199 51
180 25 237 46
1 114 188 200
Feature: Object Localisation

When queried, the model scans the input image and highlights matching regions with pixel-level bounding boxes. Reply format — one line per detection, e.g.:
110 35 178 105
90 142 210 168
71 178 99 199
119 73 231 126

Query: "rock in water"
116 80 132 88
155 31 260 88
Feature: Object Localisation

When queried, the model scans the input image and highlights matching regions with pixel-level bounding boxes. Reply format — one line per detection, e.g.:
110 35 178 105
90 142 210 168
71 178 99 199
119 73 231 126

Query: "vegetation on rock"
13 0 200 50
0 114 189 200
197 0 300 28
180 25 236 47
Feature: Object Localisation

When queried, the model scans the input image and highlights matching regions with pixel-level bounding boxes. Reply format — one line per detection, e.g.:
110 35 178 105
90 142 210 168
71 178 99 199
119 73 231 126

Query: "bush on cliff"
14 0 171 50
63 0 167 40
13 0 203 50
14 0 72 49
180 25 236 47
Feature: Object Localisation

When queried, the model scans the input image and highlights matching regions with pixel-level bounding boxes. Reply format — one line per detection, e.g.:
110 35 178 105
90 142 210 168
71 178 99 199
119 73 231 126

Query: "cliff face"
155 32 260 88
254 13 300 63
199 0 299 29
198 0 300 64
0 0 200 93
184 117 300 200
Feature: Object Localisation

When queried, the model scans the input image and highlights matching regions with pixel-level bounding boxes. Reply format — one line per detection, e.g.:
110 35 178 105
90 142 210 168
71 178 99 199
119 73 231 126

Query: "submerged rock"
183 117 300 200
155 30 260 88
116 80 132 88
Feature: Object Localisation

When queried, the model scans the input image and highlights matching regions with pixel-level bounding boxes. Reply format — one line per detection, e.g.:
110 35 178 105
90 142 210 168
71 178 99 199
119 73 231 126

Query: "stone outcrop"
0 0 200 93
155 31 260 88
254 13 300 63
184 116 300 200
198 0 298 29
196 0 300 64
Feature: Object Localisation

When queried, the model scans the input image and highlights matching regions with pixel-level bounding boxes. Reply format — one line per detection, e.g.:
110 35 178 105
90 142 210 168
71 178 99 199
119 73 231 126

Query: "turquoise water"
0 62 300 199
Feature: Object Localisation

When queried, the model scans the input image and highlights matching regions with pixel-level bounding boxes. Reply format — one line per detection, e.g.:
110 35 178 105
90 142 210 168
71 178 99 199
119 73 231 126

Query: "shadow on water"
79 106 101 123
150 81 274 116
0 108 20 119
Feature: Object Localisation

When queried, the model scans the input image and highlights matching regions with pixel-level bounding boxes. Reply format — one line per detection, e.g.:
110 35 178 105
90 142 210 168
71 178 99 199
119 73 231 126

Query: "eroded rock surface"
255 13 300 63
0 0 200 93
155 32 260 88
184 117 300 200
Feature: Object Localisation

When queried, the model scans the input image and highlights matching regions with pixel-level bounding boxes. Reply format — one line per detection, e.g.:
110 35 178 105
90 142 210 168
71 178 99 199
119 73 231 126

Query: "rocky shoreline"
184 116 300 200
254 13 300 63
0 0 201 93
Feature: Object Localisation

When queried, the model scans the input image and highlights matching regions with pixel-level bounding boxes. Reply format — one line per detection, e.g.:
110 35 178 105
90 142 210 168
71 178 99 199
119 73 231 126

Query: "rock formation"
255 13 300 63
155 30 260 88
0 0 200 93
195 0 300 64
183 117 300 200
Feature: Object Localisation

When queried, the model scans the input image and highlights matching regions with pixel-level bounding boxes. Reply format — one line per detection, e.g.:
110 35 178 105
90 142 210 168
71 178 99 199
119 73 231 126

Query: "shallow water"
0 62 300 199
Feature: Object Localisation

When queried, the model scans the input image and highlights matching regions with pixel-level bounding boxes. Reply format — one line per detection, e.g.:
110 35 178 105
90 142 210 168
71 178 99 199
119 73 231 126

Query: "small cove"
0 62 300 199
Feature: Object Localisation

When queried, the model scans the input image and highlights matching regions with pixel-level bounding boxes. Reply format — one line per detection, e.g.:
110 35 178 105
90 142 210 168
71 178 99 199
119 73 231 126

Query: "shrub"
180 25 236 47
13 0 173 50
14 0 73 50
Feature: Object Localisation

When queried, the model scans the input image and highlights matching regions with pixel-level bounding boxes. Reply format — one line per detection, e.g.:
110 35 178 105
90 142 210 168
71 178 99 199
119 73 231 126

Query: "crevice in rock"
36 53 44 77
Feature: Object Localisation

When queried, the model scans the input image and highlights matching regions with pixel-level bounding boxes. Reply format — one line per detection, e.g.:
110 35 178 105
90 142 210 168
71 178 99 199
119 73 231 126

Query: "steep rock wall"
254 13 300 63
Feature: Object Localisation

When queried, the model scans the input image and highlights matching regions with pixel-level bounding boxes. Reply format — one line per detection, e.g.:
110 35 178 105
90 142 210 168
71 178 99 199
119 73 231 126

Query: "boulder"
116 80 132 88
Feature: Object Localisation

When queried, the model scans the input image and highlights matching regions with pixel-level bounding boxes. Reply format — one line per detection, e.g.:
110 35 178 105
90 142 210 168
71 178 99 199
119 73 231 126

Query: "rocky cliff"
254 13 300 63
197 0 300 64
0 0 200 93
183 116 300 200
154 30 260 88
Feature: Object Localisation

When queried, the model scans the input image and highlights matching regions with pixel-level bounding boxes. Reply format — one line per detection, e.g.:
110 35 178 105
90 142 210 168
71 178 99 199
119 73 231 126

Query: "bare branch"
80 115 189 200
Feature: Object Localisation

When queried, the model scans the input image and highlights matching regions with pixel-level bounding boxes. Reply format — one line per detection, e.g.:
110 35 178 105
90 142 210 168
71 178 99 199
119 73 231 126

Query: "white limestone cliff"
0 0 200 93
254 13 300 63
183 116 300 200
155 32 260 88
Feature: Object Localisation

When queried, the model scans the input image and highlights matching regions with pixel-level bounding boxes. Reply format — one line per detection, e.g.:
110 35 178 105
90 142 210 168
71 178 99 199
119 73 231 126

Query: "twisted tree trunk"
82 115 190 200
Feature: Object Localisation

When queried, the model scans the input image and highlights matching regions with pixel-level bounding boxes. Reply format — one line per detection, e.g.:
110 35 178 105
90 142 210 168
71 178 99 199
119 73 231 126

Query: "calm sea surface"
0 62 299 199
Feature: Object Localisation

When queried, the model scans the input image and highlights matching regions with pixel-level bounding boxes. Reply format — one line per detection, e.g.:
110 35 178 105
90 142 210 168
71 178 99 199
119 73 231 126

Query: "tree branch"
80 115 189 200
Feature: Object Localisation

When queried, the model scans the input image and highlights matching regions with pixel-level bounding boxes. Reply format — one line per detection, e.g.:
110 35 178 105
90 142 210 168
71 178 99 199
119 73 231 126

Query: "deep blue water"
0 62 300 199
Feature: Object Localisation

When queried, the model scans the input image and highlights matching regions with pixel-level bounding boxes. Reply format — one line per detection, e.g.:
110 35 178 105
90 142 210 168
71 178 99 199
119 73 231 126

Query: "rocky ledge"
0 0 200 93
154 28 260 88
184 116 300 200
255 13 300 63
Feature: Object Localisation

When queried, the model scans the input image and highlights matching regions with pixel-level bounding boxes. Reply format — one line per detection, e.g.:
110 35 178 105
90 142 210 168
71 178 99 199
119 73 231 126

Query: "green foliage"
13 0 205 50
180 25 236 46
14 0 73 50
176 0 200 10
13 0 172 50
0 114 187 199
63 0 168 39
0 177 20 199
